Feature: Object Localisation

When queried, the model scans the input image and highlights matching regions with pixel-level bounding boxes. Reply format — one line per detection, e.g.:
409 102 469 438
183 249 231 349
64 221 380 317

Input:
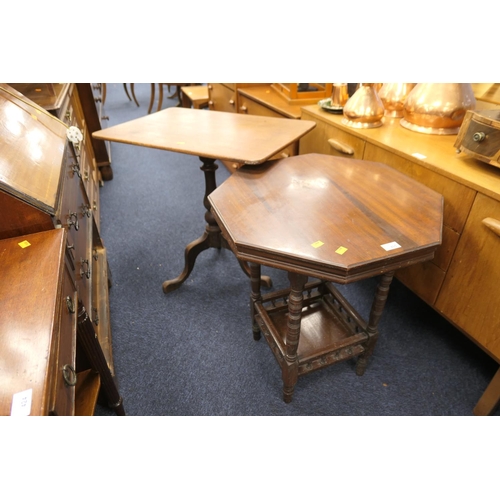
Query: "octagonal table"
208 153 444 403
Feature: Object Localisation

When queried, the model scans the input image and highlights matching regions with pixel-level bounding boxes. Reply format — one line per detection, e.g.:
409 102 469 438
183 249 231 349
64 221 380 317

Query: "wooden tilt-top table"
93 107 315 293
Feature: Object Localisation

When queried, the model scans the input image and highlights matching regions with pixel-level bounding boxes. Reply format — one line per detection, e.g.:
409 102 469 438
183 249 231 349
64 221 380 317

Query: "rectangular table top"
92 107 316 164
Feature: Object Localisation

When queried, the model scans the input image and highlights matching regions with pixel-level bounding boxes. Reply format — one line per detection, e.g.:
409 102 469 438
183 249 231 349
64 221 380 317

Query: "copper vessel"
331 83 349 107
342 83 385 129
401 83 476 135
378 83 416 118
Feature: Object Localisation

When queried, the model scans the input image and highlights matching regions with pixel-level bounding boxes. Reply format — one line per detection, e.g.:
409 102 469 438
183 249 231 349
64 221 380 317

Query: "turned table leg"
249 262 262 341
282 271 308 403
356 271 395 376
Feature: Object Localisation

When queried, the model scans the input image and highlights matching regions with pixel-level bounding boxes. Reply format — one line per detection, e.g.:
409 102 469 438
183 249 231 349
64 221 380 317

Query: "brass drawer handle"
66 296 75 314
328 138 354 155
62 364 77 387
71 162 81 178
80 259 91 279
473 131 486 142
240 105 248 113
67 212 79 231
482 217 500 237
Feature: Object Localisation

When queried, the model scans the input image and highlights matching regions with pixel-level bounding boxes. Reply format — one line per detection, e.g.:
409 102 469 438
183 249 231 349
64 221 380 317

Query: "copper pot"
401 83 476 135
379 83 416 118
342 83 385 129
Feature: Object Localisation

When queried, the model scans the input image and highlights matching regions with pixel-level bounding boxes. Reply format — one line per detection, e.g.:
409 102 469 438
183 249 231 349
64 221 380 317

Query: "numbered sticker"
11 389 32 416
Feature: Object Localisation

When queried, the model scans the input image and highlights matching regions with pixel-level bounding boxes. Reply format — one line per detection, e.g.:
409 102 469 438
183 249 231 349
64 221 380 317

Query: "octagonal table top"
209 153 444 283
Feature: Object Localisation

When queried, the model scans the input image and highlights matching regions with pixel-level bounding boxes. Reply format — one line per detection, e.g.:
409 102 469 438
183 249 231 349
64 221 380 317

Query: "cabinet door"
436 193 500 361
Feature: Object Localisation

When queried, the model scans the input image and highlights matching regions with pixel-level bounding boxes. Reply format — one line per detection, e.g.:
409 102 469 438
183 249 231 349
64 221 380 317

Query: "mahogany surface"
92 107 315 165
209 154 443 283
209 154 444 402
0 229 72 416
92 108 316 293
0 84 67 213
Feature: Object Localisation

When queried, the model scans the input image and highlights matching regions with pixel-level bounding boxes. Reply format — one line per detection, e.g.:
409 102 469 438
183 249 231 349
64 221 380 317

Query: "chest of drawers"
0 83 120 415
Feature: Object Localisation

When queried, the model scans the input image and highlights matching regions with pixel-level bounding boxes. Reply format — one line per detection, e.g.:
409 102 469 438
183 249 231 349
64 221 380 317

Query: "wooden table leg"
282 271 308 403
148 83 156 114
356 271 394 376
473 366 500 415
163 157 222 294
163 157 272 294
249 262 262 341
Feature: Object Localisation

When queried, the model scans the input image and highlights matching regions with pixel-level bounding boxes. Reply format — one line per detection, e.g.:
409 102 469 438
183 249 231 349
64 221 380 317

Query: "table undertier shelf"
255 281 371 376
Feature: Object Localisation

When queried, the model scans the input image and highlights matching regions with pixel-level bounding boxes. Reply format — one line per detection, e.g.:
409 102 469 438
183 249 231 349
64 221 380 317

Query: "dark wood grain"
209 153 444 283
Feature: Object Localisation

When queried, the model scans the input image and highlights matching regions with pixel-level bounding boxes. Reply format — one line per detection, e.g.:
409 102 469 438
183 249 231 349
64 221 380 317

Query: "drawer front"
91 167 100 233
460 116 500 162
60 174 93 313
73 181 93 314
299 117 366 159
50 260 77 415
238 95 285 118
208 83 237 113
436 193 500 360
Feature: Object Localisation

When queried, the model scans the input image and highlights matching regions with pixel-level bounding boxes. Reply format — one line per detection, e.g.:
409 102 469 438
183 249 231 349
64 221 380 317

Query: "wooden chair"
148 84 200 113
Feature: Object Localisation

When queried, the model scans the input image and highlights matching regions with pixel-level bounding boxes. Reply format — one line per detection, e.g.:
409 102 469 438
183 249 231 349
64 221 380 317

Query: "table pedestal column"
163 157 272 294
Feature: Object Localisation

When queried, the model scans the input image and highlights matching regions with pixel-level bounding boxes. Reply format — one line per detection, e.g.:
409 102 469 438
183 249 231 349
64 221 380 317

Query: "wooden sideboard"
0 83 121 415
299 103 500 415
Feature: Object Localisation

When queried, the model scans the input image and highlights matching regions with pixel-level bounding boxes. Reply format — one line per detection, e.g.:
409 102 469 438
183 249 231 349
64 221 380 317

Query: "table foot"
162 231 211 294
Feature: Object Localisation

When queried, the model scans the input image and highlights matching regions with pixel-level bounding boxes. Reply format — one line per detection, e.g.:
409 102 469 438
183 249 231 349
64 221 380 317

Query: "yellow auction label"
18 240 31 248
335 246 348 255
311 241 324 248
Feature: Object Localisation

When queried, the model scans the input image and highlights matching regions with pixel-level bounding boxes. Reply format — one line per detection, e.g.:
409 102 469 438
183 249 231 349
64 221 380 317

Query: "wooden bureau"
0 229 77 416
0 83 121 415
299 103 500 415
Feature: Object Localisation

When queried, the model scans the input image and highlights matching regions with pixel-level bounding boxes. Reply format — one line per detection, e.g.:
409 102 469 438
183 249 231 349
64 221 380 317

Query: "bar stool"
208 154 443 403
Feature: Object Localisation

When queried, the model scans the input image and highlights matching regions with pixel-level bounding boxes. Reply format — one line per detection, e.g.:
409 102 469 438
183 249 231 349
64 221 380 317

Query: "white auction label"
11 388 32 416
381 241 402 251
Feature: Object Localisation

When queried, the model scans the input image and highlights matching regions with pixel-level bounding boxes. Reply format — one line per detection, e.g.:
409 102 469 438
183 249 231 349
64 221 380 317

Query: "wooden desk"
209 154 443 402
92 107 316 293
